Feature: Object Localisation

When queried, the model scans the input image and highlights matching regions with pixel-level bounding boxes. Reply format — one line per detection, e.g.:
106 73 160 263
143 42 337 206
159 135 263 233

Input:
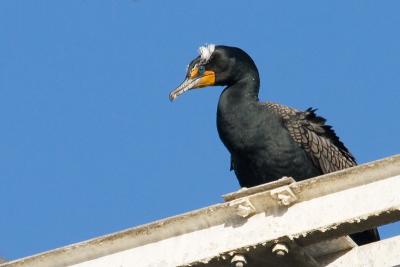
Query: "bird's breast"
216 104 263 152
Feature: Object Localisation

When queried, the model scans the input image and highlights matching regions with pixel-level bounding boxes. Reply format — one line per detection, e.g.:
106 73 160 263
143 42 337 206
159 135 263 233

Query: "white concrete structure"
1 155 400 267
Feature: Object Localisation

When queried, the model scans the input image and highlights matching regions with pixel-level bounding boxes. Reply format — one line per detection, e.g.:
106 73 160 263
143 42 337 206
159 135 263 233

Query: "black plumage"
170 45 379 245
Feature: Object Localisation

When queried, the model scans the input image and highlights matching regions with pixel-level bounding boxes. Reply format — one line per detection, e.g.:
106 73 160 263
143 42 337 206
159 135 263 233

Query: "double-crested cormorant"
169 44 379 245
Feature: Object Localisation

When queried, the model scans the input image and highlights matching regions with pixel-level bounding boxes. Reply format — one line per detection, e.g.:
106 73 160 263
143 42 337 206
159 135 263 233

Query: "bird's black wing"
265 102 356 173
265 103 379 245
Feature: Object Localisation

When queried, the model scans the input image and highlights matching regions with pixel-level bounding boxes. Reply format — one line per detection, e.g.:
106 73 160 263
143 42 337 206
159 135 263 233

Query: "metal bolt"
231 254 247 267
270 186 297 206
230 198 256 218
271 243 289 257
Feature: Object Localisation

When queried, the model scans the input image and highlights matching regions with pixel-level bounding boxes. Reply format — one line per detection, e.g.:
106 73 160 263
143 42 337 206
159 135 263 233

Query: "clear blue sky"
0 1 399 260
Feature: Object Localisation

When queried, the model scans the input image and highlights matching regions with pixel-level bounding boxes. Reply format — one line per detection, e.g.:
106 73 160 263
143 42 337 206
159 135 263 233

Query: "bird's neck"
218 71 260 111
216 72 262 151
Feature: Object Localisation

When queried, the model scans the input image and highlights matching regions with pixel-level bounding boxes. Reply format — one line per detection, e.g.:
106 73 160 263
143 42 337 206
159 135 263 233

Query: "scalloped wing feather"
264 102 356 173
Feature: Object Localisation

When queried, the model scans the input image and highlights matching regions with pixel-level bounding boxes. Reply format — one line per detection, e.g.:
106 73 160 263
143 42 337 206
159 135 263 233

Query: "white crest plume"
198 44 215 63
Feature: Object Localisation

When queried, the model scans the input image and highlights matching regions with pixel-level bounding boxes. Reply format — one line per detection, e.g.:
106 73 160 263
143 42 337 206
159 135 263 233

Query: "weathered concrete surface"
324 236 400 266
0 155 399 267
223 176 295 201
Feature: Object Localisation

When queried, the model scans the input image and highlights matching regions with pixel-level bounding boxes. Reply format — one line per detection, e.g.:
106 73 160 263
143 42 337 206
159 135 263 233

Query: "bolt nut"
230 199 256 218
272 243 289 257
231 254 247 267
270 186 297 206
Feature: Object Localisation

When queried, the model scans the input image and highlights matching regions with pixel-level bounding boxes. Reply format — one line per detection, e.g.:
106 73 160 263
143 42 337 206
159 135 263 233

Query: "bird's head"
169 44 258 101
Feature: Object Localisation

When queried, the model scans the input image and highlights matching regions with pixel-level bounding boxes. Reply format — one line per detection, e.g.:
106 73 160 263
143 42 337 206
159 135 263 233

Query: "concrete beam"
321 236 400 267
1 155 399 267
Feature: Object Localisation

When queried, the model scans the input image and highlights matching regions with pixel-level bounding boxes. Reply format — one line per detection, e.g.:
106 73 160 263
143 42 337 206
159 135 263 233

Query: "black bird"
169 44 379 245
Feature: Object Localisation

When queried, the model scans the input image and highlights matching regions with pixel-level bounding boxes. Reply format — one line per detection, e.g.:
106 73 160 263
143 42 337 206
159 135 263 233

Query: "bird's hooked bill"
169 70 216 101
169 77 200 101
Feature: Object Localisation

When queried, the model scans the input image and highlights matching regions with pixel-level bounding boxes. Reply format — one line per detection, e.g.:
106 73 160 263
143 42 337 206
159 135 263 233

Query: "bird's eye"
198 65 205 75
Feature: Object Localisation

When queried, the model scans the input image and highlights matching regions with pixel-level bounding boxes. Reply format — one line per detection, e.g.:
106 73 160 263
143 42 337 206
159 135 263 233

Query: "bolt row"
230 243 289 266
